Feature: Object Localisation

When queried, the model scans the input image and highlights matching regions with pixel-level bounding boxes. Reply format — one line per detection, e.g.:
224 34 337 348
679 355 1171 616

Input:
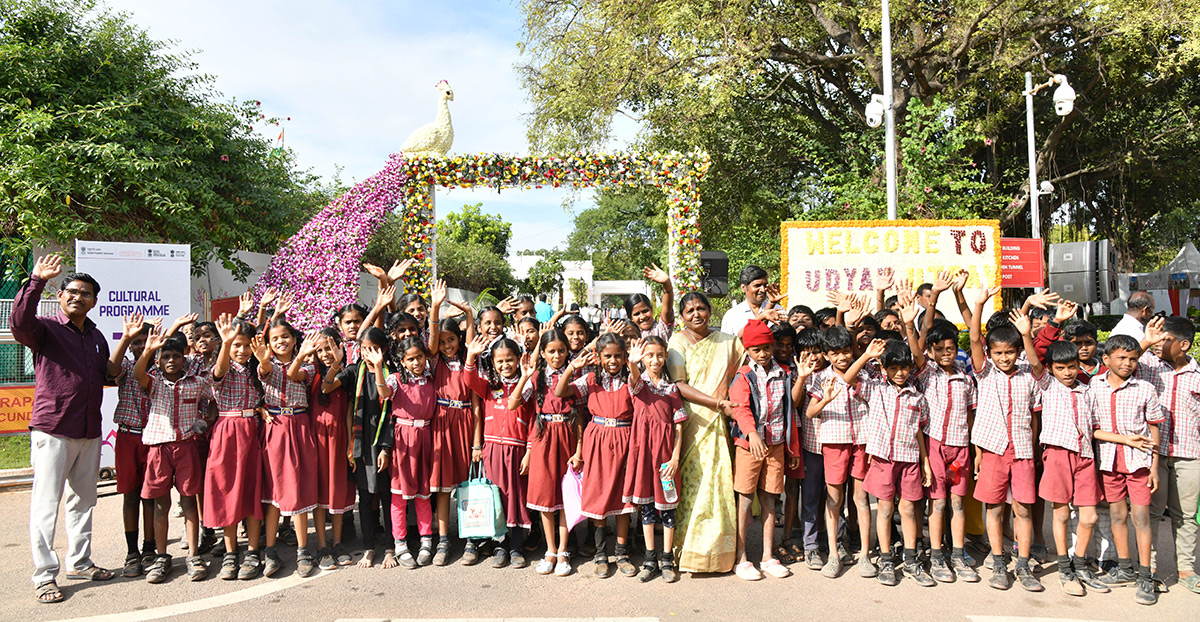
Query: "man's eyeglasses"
62 288 95 300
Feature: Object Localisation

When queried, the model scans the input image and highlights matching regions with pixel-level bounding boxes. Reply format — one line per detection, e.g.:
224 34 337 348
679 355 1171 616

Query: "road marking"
335 619 660 622
48 570 336 622
967 617 1117 622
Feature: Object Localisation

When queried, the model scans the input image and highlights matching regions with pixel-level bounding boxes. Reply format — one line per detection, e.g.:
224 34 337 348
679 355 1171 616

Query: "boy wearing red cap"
728 319 801 580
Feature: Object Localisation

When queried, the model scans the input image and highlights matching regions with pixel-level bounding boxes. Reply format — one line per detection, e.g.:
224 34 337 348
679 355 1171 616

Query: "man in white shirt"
720 265 784 336
1110 291 1156 340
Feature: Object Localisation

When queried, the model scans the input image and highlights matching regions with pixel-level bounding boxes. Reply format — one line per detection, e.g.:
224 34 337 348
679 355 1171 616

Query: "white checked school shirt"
1136 351 1200 459
970 359 1042 459
862 376 929 463
807 366 870 446
1037 375 1097 459
141 371 216 445
260 356 313 409
799 387 821 454
747 359 788 446
914 359 977 447
1089 373 1165 473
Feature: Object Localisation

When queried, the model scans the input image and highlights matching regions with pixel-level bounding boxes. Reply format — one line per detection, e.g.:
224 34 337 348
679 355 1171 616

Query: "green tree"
563 189 666 280
435 238 515 294
519 0 1200 271
568 276 587 306
0 0 331 279
439 203 513 258
524 250 564 297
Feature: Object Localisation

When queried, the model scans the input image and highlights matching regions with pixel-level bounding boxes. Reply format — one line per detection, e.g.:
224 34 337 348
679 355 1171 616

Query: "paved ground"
1 482 1196 622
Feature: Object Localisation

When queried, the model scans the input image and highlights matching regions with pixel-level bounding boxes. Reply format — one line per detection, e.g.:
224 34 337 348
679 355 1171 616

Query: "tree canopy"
0 0 331 279
519 0 1200 272
438 202 513 258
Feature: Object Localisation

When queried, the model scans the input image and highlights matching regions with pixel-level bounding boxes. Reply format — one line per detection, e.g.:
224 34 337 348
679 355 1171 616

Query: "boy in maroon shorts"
1089 333 1163 606
728 320 802 580
968 287 1044 592
807 327 884 579
861 339 935 587
1037 340 1109 596
107 313 157 577
134 328 216 584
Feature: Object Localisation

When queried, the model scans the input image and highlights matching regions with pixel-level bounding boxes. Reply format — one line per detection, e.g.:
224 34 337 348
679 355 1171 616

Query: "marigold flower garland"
255 151 710 333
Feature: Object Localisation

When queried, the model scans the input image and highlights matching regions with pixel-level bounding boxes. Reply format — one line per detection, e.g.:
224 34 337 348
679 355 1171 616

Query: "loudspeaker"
1049 241 1096 274
1096 239 1120 303
1049 272 1098 305
700 251 729 297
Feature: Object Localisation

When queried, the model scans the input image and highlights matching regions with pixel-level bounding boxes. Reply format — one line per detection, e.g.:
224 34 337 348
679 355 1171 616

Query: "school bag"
455 462 507 540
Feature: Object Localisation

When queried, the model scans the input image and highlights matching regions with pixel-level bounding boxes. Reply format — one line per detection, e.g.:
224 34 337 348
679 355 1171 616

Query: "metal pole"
1025 72 1040 240
882 0 897 221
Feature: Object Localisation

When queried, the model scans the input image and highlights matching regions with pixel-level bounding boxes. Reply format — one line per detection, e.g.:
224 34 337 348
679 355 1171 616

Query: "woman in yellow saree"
667 292 743 574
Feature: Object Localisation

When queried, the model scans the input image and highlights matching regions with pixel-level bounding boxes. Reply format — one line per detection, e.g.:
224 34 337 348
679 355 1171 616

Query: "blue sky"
105 0 632 252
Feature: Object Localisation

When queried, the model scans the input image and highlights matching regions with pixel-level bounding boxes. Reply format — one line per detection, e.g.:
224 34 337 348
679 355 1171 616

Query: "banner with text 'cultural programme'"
76 240 191 469
781 220 1001 326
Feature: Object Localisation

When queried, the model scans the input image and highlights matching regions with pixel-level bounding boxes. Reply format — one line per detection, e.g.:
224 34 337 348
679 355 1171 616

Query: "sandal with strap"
65 565 114 581
774 545 796 565
187 555 208 581
34 580 63 604
123 553 143 578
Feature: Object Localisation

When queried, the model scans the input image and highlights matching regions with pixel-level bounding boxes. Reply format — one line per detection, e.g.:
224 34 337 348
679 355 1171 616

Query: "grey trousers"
1151 456 1200 574
29 430 100 586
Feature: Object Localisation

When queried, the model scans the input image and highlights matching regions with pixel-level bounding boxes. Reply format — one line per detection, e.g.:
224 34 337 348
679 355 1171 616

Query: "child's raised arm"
790 353 817 405
838 338 885 385
949 269 972 326
133 327 166 390
898 293 926 371
1009 309 1044 378
969 286 998 372
362 346 393 399
212 314 236 381
1139 316 1168 355
109 313 144 378
428 280 446 354
643 264 675 328
554 350 595 398
362 284 395 332
288 333 321 382
509 350 538 410
806 374 841 419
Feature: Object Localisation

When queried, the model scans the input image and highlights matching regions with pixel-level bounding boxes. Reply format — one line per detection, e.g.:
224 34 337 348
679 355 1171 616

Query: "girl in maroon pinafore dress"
513 329 581 576
426 283 478 565
378 336 436 568
309 327 355 568
622 336 687 582
554 333 637 578
464 335 534 569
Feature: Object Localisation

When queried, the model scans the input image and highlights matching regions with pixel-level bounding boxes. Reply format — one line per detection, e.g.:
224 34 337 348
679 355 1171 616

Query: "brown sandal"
35 580 63 604
65 565 114 581
774 545 796 565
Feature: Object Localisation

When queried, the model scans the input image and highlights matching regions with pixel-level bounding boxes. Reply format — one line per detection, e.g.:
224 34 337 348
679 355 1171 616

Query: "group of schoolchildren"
729 266 1198 607
109 257 1199 606
112 261 698 585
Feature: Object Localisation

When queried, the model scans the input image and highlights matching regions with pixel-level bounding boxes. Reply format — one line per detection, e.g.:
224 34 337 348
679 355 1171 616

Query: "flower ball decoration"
256 150 710 333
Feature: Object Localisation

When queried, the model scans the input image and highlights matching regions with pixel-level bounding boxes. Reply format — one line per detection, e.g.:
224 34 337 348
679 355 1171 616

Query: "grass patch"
0 434 30 469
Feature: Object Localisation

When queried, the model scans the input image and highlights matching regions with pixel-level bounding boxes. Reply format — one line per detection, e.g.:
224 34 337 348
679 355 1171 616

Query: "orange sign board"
0 385 34 435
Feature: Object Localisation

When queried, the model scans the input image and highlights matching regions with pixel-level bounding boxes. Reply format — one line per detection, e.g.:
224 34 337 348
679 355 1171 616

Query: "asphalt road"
0 483 1196 622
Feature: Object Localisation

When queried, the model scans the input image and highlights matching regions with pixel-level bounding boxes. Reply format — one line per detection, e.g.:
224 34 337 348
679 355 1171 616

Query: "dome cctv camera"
1039 180 1054 195
865 94 885 128
1052 75 1075 116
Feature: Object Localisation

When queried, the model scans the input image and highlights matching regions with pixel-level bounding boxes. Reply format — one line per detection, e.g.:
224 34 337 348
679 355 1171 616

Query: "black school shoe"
951 555 980 583
1015 565 1044 592
878 559 898 586
1076 566 1110 592
988 564 1011 590
1101 564 1136 586
905 560 936 587
491 547 509 568
462 541 480 566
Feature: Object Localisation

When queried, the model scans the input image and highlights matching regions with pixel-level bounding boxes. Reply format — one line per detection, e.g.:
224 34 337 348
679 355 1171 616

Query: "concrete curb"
0 466 33 490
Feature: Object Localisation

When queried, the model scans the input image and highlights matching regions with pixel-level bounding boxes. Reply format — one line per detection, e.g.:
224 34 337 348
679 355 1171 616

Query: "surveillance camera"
865 94 885 128
1039 180 1054 194
1052 75 1075 116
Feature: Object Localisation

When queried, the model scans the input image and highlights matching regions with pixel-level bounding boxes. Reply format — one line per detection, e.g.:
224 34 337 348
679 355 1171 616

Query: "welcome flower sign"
781 220 1002 325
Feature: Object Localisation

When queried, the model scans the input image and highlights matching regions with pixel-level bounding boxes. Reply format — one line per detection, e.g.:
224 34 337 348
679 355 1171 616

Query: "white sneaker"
735 561 763 581
536 557 555 575
554 553 572 577
761 558 792 579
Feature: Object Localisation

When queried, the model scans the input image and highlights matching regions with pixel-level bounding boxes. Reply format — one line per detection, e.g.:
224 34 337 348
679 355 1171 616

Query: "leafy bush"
436 238 515 294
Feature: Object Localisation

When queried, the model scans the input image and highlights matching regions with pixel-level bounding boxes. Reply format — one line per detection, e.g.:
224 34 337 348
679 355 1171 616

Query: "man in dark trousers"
14 254 117 603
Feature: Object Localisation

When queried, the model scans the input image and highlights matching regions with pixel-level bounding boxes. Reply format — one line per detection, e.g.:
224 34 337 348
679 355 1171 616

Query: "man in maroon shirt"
14 255 117 603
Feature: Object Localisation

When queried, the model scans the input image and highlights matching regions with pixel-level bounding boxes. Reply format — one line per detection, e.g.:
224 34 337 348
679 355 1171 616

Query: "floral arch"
254 151 711 332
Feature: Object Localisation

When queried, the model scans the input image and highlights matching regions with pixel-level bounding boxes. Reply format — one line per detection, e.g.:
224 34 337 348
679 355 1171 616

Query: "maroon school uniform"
260 357 318 516
574 370 636 519
526 366 577 512
465 364 533 529
204 361 264 528
622 372 687 510
431 355 474 492
310 374 354 514
385 369 436 499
